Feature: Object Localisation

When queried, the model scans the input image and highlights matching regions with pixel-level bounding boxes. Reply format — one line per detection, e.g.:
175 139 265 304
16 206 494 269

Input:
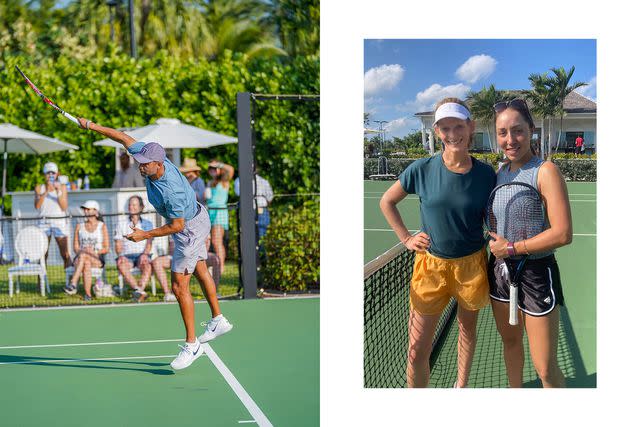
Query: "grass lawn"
0 262 241 308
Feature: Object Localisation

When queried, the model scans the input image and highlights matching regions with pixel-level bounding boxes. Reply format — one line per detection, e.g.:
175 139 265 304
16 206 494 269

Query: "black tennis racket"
484 182 546 325
15 65 80 126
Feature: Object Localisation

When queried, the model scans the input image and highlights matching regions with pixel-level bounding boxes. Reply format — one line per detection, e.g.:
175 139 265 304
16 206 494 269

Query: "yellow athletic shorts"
409 248 489 315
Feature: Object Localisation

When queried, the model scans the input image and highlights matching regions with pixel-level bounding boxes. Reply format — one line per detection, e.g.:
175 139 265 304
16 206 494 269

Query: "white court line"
364 228 596 236
364 196 596 202
202 344 273 427
0 295 318 313
0 338 183 350
0 354 174 366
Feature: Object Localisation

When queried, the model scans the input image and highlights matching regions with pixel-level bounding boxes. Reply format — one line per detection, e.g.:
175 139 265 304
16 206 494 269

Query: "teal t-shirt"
399 153 496 258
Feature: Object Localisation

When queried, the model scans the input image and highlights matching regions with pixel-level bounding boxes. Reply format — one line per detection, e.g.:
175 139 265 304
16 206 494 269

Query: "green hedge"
365 154 597 182
261 200 319 291
0 51 319 213
551 158 597 181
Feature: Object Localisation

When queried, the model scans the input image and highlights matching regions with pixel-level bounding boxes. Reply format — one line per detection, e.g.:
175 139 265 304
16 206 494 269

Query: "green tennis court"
0 297 319 426
364 179 596 387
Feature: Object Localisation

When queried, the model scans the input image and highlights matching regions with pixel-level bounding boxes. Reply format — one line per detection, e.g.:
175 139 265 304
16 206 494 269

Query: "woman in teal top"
205 159 234 274
380 97 496 388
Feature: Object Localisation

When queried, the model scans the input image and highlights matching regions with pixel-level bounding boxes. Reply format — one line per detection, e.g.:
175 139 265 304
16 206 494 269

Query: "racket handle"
508 284 519 326
63 112 79 126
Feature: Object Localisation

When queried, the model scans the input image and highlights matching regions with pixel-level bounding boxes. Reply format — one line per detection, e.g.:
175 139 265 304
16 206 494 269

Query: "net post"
236 92 258 299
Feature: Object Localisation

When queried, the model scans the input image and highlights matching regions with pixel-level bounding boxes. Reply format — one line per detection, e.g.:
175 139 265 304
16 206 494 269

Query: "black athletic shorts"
488 254 564 317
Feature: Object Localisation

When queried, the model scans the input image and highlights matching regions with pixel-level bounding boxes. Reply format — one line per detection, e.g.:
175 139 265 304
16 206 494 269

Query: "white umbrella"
0 123 78 210
93 118 237 168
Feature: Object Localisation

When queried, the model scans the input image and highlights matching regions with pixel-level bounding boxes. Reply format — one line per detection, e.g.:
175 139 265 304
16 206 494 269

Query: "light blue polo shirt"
128 142 197 220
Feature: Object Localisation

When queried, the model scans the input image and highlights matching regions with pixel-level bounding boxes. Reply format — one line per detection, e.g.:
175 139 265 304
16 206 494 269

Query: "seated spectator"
151 236 221 301
114 195 154 303
150 239 177 302
64 200 109 301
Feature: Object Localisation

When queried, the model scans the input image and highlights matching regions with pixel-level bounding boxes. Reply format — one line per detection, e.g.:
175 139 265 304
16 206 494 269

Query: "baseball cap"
43 162 58 174
434 102 471 125
80 200 100 212
132 142 166 164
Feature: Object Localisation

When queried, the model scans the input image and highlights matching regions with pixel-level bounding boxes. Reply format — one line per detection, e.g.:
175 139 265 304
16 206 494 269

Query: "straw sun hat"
179 158 201 173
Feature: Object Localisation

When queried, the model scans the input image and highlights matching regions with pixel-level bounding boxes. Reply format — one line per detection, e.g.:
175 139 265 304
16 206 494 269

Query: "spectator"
205 160 234 274
234 171 274 239
64 200 109 301
204 235 221 287
574 135 584 155
34 162 72 268
179 158 206 204
114 195 156 303
112 151 144 188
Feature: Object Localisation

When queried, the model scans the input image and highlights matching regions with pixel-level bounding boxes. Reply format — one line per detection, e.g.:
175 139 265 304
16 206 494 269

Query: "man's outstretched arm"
78 117 137 149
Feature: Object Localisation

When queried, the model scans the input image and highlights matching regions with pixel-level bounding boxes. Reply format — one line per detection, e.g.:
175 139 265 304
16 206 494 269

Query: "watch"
506 242 516 257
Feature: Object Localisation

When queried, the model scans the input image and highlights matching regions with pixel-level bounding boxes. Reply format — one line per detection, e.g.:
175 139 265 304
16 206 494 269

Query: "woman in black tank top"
490 99 573 388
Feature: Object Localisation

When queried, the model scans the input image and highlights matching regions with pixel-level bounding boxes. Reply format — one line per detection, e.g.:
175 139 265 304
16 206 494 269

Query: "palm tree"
199 0 286 60
467 85 516 153
266 0 320 57
525 72 556 159
548 66 587 153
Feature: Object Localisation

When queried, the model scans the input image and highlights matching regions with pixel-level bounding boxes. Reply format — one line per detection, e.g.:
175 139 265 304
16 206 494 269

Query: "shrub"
551 158 597 181
364 153 597 182
261 200 319 291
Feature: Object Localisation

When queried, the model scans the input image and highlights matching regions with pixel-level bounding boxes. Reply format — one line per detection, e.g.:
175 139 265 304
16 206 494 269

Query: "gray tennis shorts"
171 203 211 274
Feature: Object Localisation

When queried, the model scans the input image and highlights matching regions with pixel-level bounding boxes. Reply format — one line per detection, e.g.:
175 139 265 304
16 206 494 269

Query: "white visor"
434 103 471 125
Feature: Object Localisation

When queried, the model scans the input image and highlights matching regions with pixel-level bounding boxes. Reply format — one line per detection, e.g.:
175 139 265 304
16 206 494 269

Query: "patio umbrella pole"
1 139 6 215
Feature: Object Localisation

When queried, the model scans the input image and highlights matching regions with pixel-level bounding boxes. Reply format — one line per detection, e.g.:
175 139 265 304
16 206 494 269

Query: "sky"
364 39 597 139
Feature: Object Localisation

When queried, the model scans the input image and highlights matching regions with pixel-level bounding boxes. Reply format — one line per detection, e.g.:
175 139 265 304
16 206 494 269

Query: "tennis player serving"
487 99 572 387
77 117 232 370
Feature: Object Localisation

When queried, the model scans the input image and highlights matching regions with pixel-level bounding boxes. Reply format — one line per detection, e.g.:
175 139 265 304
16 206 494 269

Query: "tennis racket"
15 65 80 126
484 182 546 326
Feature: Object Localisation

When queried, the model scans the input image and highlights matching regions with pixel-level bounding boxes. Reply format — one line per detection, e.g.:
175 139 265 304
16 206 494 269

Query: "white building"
415 91 597 155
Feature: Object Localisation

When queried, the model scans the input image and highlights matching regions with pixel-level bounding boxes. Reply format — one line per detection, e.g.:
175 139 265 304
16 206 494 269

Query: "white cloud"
455 54 497 84
364 64 405 96
413 83 471 112
383 116 421 139
574 76 597 101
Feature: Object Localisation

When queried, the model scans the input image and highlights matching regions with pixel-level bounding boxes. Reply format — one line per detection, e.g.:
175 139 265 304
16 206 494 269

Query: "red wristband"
506 242 516 257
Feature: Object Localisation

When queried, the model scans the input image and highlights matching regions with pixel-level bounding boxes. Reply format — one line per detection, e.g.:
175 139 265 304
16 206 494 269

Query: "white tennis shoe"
198 315 233 343
170 341 203 370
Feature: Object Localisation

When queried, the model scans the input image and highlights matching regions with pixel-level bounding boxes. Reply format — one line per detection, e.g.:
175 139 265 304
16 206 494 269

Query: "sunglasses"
493 98 535 127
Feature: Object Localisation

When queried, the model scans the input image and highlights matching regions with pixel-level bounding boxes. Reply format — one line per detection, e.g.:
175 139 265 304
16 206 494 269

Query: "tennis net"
364 241 457 388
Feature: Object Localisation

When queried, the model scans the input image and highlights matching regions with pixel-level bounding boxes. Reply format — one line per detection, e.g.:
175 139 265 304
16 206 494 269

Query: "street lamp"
106 0 118 43
129 0 137 58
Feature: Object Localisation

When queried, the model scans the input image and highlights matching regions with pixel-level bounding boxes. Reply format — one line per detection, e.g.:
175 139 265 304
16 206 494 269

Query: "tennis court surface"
0 297 319 426
364 180 596 388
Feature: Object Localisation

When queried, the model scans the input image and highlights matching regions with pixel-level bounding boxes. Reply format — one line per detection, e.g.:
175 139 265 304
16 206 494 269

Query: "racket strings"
486 184 546 242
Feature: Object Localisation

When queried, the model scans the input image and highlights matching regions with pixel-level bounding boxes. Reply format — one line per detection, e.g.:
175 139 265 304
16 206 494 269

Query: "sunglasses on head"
493 98 530 114
494 98 535 126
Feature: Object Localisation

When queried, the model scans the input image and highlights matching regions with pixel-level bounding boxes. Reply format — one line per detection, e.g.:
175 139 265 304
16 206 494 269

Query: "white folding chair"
8 226 50 297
